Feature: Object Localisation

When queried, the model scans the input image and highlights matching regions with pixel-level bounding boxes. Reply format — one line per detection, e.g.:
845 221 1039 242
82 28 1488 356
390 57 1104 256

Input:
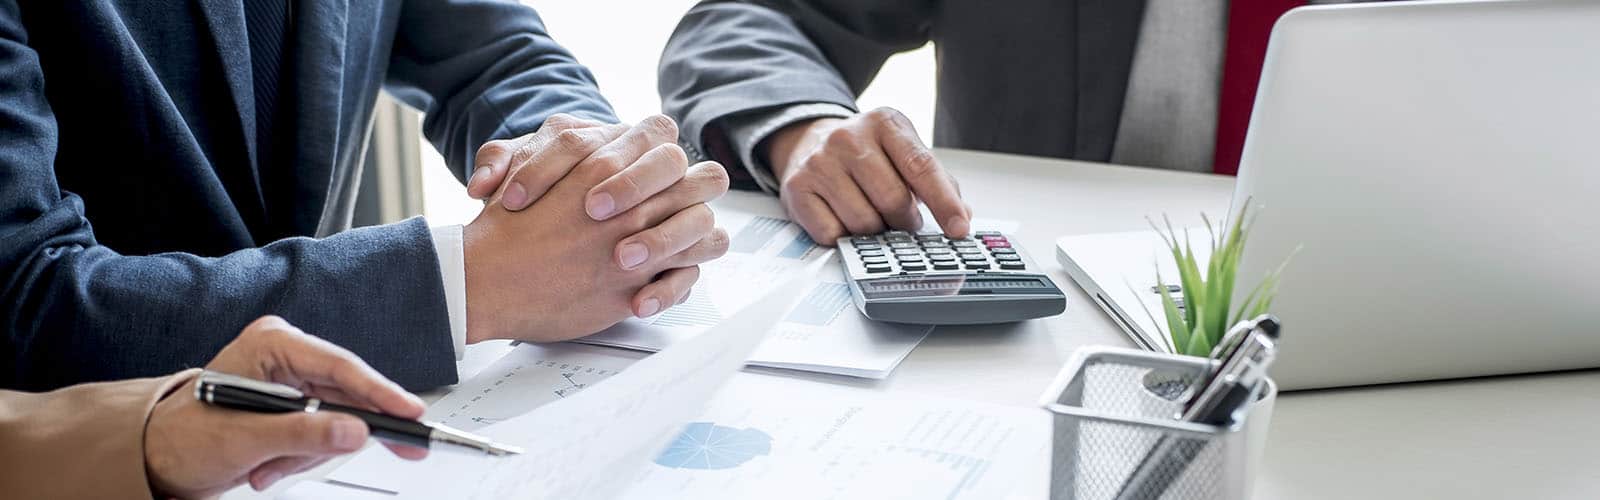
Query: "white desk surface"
232 149 1600 499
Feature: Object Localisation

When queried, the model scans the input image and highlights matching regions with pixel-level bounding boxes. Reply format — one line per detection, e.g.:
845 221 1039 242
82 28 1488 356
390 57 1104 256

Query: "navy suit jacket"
0 0 616 391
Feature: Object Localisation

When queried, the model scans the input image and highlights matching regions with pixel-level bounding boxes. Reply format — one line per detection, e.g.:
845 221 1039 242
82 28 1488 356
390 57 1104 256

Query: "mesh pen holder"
1039 346 1276 500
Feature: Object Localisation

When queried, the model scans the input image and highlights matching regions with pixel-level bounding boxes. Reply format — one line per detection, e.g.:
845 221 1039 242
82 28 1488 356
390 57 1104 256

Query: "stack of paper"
312 343 1046 499
573 193 934 379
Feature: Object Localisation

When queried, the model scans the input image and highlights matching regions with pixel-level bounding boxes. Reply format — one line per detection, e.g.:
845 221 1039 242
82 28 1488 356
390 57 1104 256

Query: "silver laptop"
1057 0 1600 391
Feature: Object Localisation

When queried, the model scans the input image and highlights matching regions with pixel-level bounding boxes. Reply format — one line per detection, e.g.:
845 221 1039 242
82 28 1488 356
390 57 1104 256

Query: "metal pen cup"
1039 346 1276 500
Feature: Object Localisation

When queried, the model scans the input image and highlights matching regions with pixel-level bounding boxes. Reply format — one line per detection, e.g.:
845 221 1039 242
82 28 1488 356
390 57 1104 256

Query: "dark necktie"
1212 0 1305 175
243 0 290 168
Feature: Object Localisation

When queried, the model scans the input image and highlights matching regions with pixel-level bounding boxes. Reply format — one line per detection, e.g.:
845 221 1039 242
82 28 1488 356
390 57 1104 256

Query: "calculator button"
999 261 1026 270
919 240 949 248
886 230 911 238
957 248 984 256
895 255 923 263
924 247 954 255
975 231 1003 237
932 262 960 270
901 263 928 271
889 241 918 249
862 256 889 264
929 254 957 262
858 249 885 257
989 247 1017 255
851 236 878 245
855 243 881 251
865 263 892 273
985 241 1012 249
964 262 991 270
994 254 1022 262
980 235 1007 242
951 240 979 248
893 248 921 256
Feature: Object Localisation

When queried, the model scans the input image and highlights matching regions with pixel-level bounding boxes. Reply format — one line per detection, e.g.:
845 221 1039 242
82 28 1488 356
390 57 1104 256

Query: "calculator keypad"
846 230 1026 275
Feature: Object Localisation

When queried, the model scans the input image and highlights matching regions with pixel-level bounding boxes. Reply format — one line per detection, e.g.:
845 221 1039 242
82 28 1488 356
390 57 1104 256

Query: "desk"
232 149 1600 499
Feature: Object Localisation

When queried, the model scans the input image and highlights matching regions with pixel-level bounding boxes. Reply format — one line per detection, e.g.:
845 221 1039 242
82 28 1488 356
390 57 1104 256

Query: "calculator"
837 230 1067 325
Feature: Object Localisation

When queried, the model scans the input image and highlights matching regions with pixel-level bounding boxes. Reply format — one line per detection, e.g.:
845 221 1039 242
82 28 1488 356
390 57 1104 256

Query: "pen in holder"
1038 346 1277 500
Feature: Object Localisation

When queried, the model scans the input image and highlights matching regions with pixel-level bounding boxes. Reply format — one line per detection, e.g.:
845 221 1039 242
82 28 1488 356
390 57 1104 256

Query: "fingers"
815 162 886 236
619 161 730 232
631 266 701 317
784 191 847 246
495 123 629 211
246 411 368 459
566 115 681 213
614 204 714 271
468 114 605 199
868 108 971 237
586 143 688 221
660 227 731 269
248 455 330 491
243 318 424 419
842 152 923 231
382 442 430 461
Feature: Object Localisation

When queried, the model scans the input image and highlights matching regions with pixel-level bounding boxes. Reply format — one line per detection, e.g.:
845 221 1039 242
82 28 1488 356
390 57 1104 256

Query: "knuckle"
543 113 577 129
586 153 629 178
649 227 674 255
660 143 689 172
822 126 862 153
553 129 592 153
867 107 904 128
641 114 680 141
706 228 730 256
900 148 940 180
476 140 511 160
693 161 730 193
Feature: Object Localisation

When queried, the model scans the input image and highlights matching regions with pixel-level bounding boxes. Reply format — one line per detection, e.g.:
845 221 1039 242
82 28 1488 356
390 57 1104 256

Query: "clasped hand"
461 114 730 343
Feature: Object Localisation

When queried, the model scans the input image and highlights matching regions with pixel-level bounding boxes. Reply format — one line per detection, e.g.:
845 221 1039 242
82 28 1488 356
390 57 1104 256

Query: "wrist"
462 220 494 344
761 117 846 182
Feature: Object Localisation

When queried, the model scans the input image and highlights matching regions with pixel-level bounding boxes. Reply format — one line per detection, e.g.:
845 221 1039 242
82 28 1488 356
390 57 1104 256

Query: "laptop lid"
1230 0 1600 390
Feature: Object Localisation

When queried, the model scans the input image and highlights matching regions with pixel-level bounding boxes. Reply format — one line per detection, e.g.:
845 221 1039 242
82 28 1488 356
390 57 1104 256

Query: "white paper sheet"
317 269 810 500
573 192 935 379
617 374 1049 500
325 343 644 490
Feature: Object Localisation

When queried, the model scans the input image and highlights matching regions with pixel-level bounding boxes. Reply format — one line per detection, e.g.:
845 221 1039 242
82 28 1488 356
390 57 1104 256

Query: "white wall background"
421 0 937 225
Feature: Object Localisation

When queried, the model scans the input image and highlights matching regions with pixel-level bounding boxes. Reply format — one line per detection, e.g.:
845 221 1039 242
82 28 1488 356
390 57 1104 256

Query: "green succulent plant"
1137 203 1295 357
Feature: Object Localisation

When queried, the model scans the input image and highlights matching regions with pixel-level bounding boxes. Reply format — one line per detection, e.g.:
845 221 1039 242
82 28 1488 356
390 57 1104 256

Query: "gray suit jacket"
658 0 1147 186
0 0 615 391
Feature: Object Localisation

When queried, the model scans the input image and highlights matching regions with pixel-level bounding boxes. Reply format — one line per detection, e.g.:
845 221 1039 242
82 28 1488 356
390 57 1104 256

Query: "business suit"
0 369 200 499
659 0 1373 191
659 0 1150 184
0 1 616 391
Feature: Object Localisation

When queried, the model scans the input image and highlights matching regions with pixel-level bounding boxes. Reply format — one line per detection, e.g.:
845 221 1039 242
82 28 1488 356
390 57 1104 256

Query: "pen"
1113 315 1280 500
194 370 523 456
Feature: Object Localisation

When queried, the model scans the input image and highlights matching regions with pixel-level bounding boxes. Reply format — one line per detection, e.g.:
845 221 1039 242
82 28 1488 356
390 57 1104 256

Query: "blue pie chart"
653 422 772 470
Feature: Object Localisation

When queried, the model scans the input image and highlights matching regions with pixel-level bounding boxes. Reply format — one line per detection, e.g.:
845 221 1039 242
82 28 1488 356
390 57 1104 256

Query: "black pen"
194 370 523 456
1113 315 1280 500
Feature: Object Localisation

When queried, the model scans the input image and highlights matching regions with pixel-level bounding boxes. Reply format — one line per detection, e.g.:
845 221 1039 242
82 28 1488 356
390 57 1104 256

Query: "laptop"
1057 0 1600 391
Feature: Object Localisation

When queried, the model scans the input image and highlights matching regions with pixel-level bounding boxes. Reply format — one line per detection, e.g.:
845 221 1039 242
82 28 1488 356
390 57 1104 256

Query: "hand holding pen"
142 316 432 498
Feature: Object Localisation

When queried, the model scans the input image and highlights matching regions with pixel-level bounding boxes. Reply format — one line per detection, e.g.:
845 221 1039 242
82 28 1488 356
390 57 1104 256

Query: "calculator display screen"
859 275 1052 299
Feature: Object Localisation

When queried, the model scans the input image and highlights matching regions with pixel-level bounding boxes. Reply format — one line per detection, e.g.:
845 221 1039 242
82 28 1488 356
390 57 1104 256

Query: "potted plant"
1139 203 1294 359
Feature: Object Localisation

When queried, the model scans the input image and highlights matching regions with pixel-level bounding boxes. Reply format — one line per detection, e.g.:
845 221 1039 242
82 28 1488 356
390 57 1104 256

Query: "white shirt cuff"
429 224 468 360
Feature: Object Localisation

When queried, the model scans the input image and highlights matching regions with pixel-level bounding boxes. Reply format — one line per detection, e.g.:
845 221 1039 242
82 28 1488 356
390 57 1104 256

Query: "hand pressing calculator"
838 230 1066 325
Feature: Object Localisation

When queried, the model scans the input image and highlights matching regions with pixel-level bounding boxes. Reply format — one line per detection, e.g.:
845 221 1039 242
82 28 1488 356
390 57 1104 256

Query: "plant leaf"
1154 268 1191 353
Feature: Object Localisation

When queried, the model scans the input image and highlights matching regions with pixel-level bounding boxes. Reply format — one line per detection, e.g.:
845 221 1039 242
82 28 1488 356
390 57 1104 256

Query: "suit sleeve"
384 0 620 183
657 0 935 174
0 370 198 500
0 4 456 392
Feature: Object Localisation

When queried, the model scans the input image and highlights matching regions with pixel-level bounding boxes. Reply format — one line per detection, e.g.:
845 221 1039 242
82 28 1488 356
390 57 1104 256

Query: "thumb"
468 140 517 199
252 411 369 458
